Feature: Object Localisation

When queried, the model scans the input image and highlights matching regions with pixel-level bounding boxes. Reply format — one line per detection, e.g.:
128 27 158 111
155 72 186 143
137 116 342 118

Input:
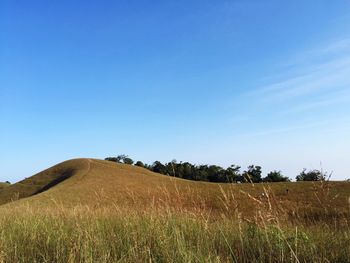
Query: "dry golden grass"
0 158 349 262
0 202 349 263
1 158 349 220
0 182 10 190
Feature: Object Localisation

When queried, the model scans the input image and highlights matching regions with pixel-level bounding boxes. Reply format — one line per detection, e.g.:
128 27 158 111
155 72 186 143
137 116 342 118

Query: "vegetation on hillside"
105 155 328 183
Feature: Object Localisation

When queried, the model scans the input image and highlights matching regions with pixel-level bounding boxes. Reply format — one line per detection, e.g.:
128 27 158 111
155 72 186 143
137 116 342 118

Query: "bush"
263 171 290 182
242 165 262 183
296 169 326 181
135 161 145 168
105 155 133 165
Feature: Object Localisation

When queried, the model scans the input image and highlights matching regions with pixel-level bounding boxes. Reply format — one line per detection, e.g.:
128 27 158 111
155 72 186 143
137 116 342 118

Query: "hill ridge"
1 158 349 218
0 158 92 205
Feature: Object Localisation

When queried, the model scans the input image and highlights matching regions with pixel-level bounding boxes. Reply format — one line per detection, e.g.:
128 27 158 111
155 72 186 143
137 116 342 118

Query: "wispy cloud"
314 38 350 54
250 38 350 105
285 88 350 114
231 38 350 138
236 116 350 138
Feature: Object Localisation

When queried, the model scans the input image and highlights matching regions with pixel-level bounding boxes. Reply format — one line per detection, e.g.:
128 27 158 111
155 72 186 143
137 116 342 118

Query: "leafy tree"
135 161 145 167
225 165 242 182
207 165 225 182
105 156 329 184
194 165 209 181
117 154 128 162
296 169 326 181
152 161 167 174
242 165 262 183
165 160 177 177
123 157 134 165
182 162 194 180
105 157 121 163
175 162 185 178
105 155 134 165
263 171 290 182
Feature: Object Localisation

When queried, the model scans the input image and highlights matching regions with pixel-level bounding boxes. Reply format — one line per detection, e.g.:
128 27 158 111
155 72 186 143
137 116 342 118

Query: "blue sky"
1 0 350 182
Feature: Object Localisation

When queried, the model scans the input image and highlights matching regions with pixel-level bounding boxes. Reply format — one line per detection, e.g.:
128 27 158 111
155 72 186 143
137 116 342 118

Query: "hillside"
1 158 349 217
0 182 10 190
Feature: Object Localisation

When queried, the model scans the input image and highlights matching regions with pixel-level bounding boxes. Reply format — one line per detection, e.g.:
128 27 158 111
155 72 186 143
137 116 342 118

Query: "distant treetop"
105 155 331 184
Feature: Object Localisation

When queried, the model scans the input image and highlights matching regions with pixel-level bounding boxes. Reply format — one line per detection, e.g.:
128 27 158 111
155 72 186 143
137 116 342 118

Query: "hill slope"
0 182 10 190
1 158 349 217
0 159 90 205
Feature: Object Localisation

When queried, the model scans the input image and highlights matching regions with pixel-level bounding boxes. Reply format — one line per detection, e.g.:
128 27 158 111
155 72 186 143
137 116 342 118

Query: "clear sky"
1 0 350 182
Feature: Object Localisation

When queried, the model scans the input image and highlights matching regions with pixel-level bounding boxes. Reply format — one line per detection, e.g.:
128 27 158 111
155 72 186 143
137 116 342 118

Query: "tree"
135 161 144 167
195 167 209 181
242 165 262 183
123 157 134 165
182 162 194 180
207 165 225 182
105 157 121 163
263 171 290 182
105 155 134 164
225 165 241 183
152 161 167 174
296 169 326 181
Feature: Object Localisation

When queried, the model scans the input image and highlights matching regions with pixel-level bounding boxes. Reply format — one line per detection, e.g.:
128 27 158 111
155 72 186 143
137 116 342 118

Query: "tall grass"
0 182 349 263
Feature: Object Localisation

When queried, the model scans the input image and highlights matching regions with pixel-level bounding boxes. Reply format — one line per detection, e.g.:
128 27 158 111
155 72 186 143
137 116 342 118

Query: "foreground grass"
0 204 349 263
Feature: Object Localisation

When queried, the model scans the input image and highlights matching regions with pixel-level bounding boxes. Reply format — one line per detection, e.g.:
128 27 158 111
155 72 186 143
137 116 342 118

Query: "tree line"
105 155 328 183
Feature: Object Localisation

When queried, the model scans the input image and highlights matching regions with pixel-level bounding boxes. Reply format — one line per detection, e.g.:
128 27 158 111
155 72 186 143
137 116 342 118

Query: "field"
0 159 349 262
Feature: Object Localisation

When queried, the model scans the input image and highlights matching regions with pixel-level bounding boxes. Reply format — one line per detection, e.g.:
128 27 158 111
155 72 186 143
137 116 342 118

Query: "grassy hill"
0 158 349 262
1 158 349 218
0 182 10 190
